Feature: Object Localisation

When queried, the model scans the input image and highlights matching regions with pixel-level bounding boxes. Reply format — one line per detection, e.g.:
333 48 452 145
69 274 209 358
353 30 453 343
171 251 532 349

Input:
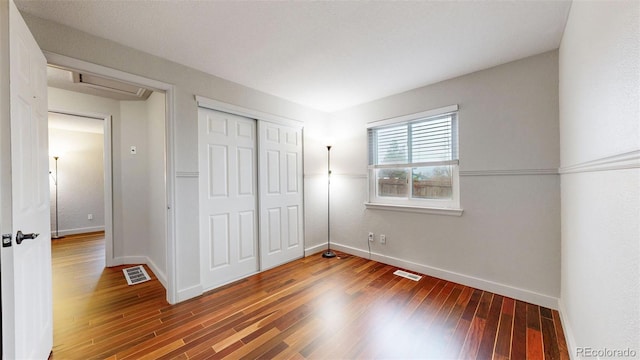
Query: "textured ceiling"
16 1 571 113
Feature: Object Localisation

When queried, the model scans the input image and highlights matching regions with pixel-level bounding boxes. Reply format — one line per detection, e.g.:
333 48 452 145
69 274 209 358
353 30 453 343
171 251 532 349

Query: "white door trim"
195 96 303 129
47 108 114 265
44 52 179 304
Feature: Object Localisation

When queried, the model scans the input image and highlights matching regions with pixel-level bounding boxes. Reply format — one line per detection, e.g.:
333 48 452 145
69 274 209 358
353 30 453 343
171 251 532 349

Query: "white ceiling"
48 112 104 134
16 1 571 113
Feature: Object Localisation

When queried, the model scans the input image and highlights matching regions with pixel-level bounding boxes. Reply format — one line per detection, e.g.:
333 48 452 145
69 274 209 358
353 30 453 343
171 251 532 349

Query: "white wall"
48 127 104 235
559 1 640 357
23 13 328 301
146 92 167 285
117 94 168 286
306 51 561 308
119 100 149 258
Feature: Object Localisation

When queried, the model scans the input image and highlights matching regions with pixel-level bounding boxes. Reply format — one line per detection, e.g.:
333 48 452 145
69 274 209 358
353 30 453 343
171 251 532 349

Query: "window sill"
364 202 463 216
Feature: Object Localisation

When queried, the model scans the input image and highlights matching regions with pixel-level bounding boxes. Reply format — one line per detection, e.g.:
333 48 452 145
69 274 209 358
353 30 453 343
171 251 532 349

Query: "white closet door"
259 121 304 270
198 108 258 290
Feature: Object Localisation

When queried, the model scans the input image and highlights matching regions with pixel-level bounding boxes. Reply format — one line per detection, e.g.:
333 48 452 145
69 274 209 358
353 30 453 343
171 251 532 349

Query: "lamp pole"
53 156 61 239
322 145 336 258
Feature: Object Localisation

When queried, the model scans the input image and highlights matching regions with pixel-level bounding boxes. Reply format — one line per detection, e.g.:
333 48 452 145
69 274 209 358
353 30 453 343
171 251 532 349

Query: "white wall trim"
112 256 146 266
45 51 179 305
304 173 367 179
176 171 199 178
176 284 204 303
306 170 560 179
51 226 105 237
146 256 167 290
460 168 559 176
195 95 303 128
366 104 459 128
364 202 464 216
559 149 640 175
558 299 578 360
304 243 327 257
331 242 559 309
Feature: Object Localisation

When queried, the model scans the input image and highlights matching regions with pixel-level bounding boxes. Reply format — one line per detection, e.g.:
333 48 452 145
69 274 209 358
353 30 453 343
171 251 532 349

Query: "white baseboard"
304 243 327 257
111 256 168 291
117 256 147 265
331 242 559 310
177 284 203 303
52 226 105 237
558 299 577 360
146 257 167 290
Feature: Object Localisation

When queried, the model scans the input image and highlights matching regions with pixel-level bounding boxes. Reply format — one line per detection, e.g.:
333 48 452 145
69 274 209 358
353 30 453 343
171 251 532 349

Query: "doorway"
47 111 108 240
45 59 176 303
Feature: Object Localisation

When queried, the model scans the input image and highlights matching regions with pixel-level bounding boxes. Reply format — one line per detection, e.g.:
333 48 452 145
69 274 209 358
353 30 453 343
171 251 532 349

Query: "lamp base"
322 250 336 258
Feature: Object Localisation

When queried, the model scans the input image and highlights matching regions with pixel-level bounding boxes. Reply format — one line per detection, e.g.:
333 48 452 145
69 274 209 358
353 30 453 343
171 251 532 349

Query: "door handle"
16 230 39 245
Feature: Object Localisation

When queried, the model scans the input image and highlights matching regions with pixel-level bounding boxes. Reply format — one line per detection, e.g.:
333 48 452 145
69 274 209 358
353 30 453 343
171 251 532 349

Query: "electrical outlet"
88 214 93 220
368 232 374 242
380 234 386 244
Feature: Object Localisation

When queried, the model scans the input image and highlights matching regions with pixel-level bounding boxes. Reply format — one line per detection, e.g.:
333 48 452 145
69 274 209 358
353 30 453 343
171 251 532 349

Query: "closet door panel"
198 108 258 290
259 122 304 270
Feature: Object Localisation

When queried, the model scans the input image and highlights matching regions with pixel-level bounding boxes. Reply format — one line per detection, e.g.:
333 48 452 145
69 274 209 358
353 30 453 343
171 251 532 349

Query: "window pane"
377 168 408 198
412 166 453 200
411 116 453 163
376 125 408 165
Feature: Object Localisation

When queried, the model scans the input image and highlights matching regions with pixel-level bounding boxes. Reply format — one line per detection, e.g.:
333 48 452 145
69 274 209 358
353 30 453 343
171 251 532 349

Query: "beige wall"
306 51 561 307
559 0 639 356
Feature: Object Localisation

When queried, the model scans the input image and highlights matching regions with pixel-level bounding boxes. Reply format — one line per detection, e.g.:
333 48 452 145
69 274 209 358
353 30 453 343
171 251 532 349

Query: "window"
366 105 461 214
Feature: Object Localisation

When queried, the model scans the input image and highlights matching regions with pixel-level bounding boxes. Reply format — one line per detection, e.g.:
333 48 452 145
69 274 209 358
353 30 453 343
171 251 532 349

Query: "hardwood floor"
51 233 569 359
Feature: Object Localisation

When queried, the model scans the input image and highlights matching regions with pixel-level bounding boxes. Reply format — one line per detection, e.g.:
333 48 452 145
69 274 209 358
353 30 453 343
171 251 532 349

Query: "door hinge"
2 233 12 247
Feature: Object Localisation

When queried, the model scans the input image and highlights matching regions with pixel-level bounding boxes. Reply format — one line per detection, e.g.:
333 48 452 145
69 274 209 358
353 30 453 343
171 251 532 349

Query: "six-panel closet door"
258 121 304 270
198 107 304 291
198 109 259 291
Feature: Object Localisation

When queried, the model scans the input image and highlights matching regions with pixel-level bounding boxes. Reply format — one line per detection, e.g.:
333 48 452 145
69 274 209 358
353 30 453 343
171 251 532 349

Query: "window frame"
365 105 462 215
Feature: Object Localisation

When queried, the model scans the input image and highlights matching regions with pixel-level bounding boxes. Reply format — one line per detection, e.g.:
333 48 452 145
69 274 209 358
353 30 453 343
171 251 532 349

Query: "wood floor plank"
493 297 515 359
541 316 561 360
476 294 503 359
511 300 528 359
553 310 571 360
527 328 544 360
50 232 570 359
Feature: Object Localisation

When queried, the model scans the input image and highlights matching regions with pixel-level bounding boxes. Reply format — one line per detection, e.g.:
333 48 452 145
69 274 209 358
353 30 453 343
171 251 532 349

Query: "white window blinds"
368 112 458 168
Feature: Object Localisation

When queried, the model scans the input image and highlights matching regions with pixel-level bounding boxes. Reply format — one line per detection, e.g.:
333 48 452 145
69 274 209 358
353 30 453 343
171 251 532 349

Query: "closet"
197 105 303 291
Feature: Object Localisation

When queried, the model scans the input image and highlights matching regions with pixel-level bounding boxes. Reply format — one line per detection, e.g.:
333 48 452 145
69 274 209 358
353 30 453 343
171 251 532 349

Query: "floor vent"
393 269 422 281
123 265 151 285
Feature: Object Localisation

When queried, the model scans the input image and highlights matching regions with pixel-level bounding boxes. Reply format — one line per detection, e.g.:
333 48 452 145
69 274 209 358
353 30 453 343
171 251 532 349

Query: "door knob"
16 230 39 245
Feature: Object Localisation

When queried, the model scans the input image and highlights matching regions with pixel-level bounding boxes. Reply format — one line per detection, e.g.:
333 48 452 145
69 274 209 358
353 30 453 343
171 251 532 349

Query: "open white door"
258 121 304 270
0 1 53 359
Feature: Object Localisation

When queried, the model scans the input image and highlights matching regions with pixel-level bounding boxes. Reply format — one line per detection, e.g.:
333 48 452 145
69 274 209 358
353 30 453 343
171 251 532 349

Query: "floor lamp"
322 145 336 258
51 155 63 239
